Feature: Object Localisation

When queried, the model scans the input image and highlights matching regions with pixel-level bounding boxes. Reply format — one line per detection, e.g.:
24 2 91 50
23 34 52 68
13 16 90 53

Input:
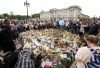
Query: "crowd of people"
0 19 100 68
1 19 100 35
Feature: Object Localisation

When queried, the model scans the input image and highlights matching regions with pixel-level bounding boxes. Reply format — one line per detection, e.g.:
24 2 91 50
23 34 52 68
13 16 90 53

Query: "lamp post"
93 15 96 23
24 0 30 19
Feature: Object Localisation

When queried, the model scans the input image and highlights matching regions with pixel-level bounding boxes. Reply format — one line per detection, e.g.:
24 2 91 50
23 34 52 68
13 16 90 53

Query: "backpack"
84 47 100 68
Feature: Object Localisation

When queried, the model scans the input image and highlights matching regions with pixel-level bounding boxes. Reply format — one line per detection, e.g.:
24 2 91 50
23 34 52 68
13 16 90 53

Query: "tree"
31 13 40 18
0 15 3 19
2 13 10 19
15 15 31 20
99 16 100 20
0 13 31 20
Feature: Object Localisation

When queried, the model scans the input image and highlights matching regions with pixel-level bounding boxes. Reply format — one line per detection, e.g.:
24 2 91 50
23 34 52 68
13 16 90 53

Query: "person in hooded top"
75 35 100 68
14 43 35 68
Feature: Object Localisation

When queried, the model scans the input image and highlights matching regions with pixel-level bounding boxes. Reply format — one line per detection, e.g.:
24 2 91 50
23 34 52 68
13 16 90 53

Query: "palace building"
40 5 82 21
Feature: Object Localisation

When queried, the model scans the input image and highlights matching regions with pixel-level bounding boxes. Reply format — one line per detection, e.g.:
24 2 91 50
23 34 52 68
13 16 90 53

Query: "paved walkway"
53 29 66 37
70 61 76 68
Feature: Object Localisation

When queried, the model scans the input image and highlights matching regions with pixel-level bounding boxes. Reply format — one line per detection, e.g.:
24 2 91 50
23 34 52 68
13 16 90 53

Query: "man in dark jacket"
71 22 77 34
88 22 100 35
0 19 16 53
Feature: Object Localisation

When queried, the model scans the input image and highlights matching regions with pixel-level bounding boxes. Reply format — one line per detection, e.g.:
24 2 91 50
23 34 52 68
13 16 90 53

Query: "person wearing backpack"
75 35 100 68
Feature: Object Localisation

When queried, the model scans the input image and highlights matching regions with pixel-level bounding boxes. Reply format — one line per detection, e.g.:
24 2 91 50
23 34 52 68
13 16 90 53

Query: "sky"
0 0 100 17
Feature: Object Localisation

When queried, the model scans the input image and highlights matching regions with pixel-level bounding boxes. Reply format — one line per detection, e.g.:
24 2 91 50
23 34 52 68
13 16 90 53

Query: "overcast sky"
0 0 100 17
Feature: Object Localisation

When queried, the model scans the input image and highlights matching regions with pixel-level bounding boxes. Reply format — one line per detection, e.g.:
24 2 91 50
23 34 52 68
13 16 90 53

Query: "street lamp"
93 15 96 23
24 0 30 19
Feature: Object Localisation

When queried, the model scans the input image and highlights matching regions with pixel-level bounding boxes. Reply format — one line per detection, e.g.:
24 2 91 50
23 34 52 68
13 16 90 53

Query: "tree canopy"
0 13 40 20
31 13 40 18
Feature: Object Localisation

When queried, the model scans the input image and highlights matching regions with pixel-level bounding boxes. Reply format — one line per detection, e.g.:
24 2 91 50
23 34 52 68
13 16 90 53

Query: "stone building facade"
40 5 82 21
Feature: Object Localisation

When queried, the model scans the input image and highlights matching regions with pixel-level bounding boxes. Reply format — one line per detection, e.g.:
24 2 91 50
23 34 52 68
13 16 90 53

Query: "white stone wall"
40 12 50 20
